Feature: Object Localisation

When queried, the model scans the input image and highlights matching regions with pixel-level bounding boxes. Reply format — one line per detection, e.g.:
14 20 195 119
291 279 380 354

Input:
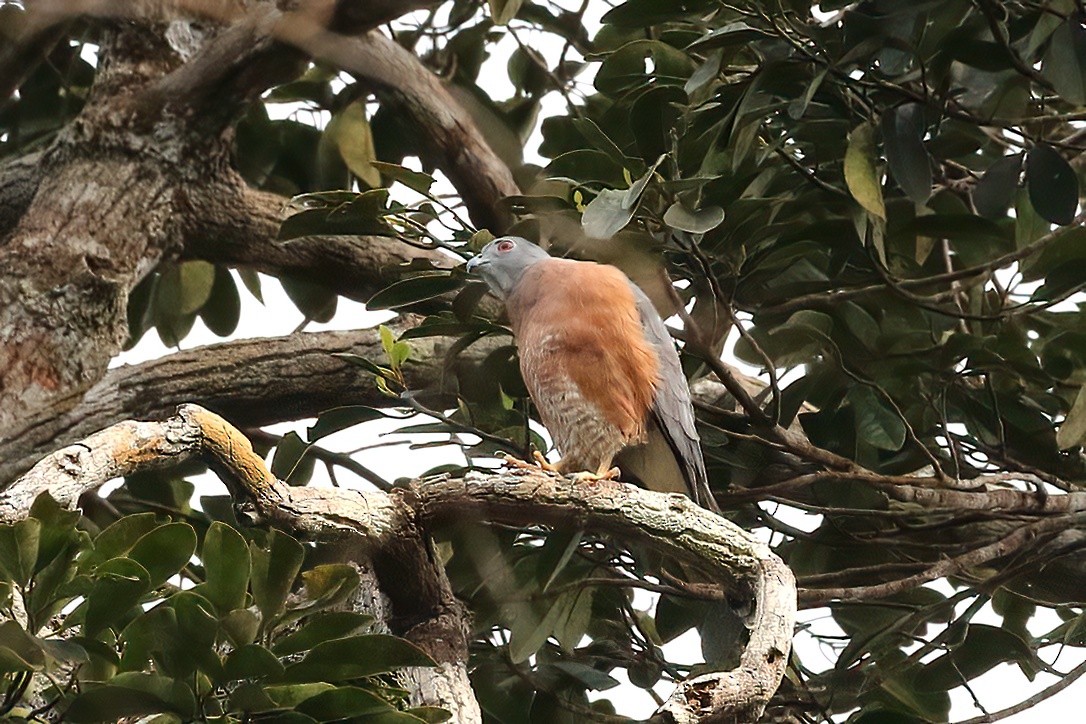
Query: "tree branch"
181 180 453 303
413 474 795 724
798 511 1086 607
0 325 458 484
2 404 797 724
331 31 520 231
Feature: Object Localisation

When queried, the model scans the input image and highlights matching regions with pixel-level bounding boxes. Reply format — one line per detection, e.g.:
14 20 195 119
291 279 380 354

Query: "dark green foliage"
0 492 444 722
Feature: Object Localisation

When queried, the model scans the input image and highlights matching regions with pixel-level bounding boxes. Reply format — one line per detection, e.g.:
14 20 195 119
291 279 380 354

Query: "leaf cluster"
0 491 445 724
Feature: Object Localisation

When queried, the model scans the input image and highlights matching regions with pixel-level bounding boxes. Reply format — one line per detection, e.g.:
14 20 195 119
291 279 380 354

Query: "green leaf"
281 275 338 323
273 611 375 656
271 431 316 485
0 518 41 586
536 530 582 593
848 385 907 451
973 154 1022 219
852 712 927 724
915 624 1035 691
367 275 463 310
223 643 285 681
324 101 380 187
250 530 305 625
175 261 217 315
278 564 362 625
239 267 264 303
307 406 385 442
570 118 633 169
604 0 717 26
119 605 177 673
169 590 221 677
788 68 826 120
686 21 772 51
487 0 523 25
29 490 82 572
663 202 725 233
127 522 197 588
881 103 931 204
1026 145 1078 225
595 40 696 95
628 658 662 689
404 707 452 723
86 513 160 569
295 686 394 718
84 558 151 637
39 636 89 666
1015 188 1050 249
844 121 886 219
623 154 665 210
200 266 241 337
370 161 436 195
545 150 626 187
582 188 634 239
685 48 723 94
263 682 336 708
1058 386 1086 450
221 607 261 647
201 522 251 611
380 324 396 358
553 589 594 653
1042 13 1086 105
0 620 46 673
549 661 620 691
65 674 196 722
281 634 435 682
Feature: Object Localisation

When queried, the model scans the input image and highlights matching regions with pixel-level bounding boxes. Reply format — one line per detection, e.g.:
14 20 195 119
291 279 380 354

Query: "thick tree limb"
181 181 454 303
3 404 797 723
330 31 520 231
0 326 454 484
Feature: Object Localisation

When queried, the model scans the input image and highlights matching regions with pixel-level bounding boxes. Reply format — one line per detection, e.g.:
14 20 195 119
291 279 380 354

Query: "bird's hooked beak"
465 255 488 273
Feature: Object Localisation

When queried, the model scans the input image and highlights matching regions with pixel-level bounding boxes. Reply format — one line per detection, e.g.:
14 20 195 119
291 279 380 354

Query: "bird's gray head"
465 236 551 299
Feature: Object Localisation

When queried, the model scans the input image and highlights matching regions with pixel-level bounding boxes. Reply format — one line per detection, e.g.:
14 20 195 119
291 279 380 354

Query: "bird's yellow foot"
532 450 561 473
570 466 621 483
499 451 561 474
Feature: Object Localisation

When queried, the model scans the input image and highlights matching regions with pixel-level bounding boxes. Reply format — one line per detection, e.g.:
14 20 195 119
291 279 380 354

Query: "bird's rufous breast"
506 258 660 465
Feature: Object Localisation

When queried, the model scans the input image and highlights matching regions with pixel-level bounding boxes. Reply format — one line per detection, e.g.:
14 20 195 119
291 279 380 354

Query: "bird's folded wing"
627 281 717 511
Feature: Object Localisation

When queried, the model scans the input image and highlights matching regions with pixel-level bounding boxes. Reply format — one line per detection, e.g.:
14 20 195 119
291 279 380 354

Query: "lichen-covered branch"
2 405 798 723
410 475 796 723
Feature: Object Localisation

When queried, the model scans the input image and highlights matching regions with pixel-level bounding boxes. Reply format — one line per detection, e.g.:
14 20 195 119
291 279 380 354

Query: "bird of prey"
466 236 717 511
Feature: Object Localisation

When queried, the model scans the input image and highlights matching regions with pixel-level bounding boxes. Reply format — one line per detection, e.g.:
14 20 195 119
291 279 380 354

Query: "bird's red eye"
496 240 515 253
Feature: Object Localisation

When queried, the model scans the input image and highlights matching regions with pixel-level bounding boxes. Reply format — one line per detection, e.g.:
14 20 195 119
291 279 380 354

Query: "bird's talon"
499 452 537 472
532 450 561 473
500 451 561 475
570 467 621 484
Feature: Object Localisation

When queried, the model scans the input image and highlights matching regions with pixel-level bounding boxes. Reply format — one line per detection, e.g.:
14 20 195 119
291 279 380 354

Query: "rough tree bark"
2 404 797 723
0 0 512 445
